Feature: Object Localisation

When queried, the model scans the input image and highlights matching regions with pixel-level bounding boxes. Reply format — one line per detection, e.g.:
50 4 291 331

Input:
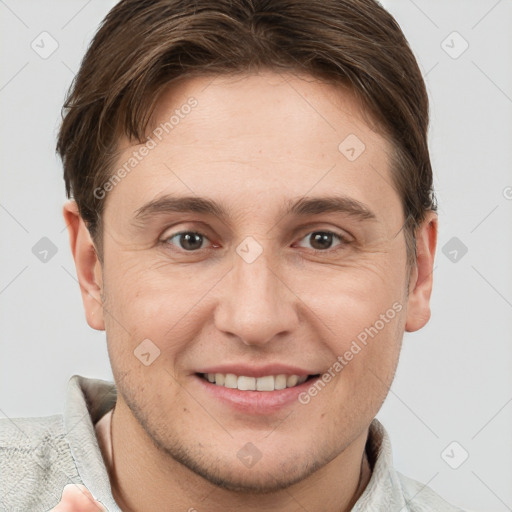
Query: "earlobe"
63 200 105 331
405 211 438 333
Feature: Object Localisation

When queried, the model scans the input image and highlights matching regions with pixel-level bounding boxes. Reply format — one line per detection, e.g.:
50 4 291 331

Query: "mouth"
193 369 323 414
198 372 320 391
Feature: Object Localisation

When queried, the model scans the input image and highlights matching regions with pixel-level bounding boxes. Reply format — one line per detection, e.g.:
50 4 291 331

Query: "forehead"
107 71 401 227
148 71 381 154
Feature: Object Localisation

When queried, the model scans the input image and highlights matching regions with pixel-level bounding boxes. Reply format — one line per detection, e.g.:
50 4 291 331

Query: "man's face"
89 72 421 490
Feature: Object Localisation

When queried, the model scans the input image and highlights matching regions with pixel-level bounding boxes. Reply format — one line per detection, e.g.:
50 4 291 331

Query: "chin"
153 433 324 494
176 455 320 494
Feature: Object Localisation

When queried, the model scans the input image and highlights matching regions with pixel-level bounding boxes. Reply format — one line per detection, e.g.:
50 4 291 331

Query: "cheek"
287 253 407 335
306 308 405 441
342 303 405 407
294 259 407 409
326 272 406 386
101 257 211 376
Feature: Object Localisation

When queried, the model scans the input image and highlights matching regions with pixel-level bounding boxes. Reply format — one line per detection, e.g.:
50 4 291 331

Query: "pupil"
181 233 202 250
311 232 332 250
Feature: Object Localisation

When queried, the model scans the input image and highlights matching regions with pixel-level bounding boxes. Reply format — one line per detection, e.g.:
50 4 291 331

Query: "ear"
405 211 438 332
63 200 105 331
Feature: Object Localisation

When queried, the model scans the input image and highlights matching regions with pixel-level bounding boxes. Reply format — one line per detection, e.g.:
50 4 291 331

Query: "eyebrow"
133 194 377 224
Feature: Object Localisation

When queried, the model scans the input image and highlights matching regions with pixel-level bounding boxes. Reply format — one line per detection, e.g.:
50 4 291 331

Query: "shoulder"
0 414 82 511
397 471 470 512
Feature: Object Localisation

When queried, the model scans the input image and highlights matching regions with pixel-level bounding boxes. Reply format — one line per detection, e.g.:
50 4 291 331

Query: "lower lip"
193 375 317 414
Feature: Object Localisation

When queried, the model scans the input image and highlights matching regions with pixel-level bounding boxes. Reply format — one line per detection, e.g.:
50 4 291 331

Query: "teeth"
238 376 256 391
286 375 299 387
203 373 308 391
256 375 274 391
224 373 238 388
274 374 287 390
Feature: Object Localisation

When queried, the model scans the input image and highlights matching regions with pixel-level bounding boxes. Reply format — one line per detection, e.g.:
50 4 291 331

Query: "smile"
200 373 318 391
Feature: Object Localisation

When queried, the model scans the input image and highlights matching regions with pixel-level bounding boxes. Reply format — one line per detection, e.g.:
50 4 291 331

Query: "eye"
164 231 211 251
161 228 350 254
295 230 349 252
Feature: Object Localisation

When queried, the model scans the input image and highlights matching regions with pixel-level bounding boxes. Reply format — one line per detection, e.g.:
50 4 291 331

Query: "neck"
105 399 372 512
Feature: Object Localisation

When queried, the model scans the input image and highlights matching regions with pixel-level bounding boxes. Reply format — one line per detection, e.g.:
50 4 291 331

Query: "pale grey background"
1 1 511 510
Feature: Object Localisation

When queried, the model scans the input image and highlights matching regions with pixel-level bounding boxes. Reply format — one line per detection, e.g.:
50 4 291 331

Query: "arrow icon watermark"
236 236 263 263
32 237 58 263
442 236 468 263
134 338 161 366
237 442 262 468
338 133 366 161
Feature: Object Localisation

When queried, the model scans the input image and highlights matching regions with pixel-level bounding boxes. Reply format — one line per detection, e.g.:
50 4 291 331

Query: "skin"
64 71 437 512
50 484 106 511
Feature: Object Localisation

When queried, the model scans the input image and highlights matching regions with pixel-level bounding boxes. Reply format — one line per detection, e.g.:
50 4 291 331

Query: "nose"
214 245 299 347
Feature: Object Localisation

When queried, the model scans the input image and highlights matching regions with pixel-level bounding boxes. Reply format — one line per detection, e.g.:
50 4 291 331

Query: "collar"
64 375 121 511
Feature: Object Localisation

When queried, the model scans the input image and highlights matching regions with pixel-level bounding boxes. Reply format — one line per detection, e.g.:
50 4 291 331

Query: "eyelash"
161 229 351 254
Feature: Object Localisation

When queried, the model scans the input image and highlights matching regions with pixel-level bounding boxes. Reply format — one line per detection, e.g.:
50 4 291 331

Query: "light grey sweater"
0 375 467 511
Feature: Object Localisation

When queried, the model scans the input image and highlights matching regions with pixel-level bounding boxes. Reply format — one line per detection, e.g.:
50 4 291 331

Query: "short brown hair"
57 0 436 264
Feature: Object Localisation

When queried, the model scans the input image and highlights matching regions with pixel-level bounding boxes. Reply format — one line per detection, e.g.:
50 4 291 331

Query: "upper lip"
195 364 320 378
